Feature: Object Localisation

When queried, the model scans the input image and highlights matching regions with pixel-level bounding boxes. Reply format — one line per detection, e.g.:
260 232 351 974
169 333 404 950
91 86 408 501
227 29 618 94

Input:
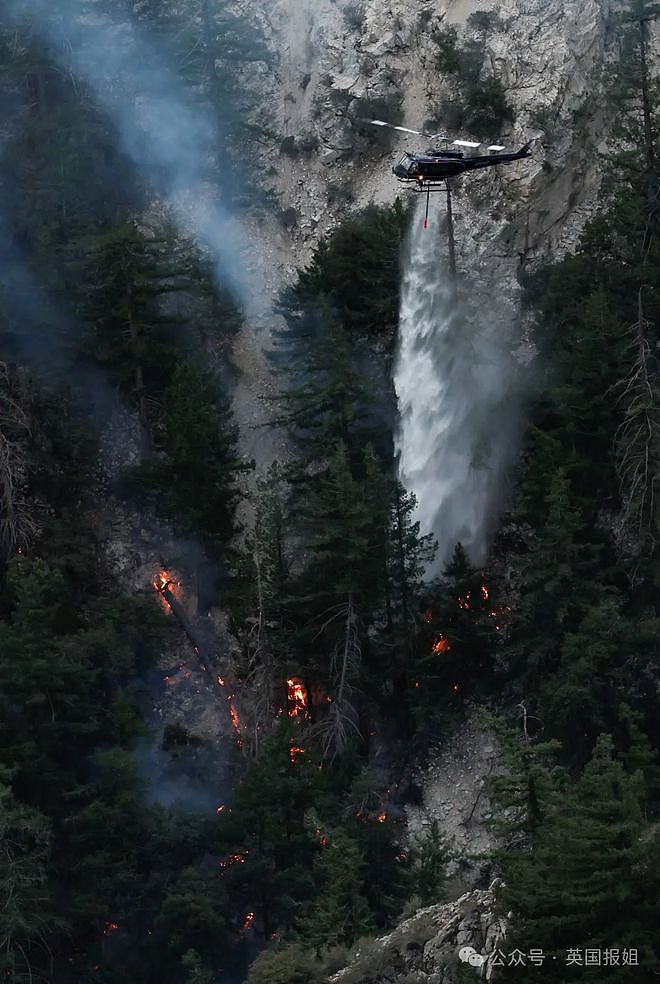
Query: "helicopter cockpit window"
397 153 415 174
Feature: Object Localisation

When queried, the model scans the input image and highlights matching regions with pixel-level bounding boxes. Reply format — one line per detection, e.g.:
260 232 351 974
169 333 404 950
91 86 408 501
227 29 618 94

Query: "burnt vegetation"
0 2 659 984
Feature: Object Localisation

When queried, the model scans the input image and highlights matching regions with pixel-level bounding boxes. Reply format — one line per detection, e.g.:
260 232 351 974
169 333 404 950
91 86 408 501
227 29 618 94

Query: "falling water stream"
394 201 522 575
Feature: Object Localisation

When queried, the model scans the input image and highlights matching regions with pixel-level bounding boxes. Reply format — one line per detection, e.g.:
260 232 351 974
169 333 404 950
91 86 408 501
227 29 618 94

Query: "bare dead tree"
311 594 362 761
612 292 659 573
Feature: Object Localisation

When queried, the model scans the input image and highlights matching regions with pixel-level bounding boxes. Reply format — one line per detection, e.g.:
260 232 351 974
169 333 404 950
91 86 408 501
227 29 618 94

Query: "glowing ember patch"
452 683 460 693
242 911 255 932
457 593 471 610
286 677 309 719
424 608 433 623
229 704 241 735
103 922 119 935
289 742 305 763
218 852 247 869
217 676 225 687
432 634 451 654
377 812 387 823
481 583 489 601
414 680 421 689
216 804 226 814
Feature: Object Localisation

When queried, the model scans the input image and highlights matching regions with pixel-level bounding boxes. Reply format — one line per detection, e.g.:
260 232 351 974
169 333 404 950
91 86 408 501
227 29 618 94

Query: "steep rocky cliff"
231 0 617 475
226 3 642 980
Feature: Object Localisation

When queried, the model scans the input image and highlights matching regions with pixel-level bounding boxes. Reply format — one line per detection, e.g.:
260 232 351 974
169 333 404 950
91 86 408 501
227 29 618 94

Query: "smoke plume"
394 202 523 575
4 0 254 308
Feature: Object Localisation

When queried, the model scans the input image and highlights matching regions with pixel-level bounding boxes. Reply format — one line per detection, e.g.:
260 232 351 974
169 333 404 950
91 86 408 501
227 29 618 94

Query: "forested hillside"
0 1 658 983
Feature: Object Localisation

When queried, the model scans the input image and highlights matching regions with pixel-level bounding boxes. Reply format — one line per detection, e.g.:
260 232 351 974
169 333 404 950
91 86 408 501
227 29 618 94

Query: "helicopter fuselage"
394 143 533 187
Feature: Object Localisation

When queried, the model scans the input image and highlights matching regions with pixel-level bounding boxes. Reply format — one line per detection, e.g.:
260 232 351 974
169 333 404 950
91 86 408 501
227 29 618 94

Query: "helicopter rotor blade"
360 118 437 140
360 117 529 154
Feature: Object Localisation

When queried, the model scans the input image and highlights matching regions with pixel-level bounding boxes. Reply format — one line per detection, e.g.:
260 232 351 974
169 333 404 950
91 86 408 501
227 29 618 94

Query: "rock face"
329 881 507 984
406 709 501 892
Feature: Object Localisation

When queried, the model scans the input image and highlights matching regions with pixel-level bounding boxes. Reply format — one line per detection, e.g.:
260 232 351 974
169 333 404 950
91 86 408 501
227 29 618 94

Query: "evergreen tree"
0 782 55 983
500 735 658 981
181 949 215 984
385 481 436 653
144 360 246 553
413 820 451 905
247 945 322 984
298 828 374 953
215 724 321 938
278 309 379 466
289 201 410 346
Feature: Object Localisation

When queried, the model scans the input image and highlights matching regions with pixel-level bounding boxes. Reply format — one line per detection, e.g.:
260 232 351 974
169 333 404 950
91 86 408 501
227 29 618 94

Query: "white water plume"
394 202 522 576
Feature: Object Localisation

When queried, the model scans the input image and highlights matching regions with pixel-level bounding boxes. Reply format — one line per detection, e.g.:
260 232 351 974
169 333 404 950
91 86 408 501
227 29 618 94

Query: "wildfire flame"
377 812 387 823
242 912 255 932
229 703 241 736
314 827 329 847
289 742 305 763
286 677 309 720
432 634 451 655
152 568 183 612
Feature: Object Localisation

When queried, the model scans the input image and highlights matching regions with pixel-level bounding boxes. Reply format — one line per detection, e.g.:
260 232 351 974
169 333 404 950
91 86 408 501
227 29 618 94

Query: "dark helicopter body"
393 141 534 187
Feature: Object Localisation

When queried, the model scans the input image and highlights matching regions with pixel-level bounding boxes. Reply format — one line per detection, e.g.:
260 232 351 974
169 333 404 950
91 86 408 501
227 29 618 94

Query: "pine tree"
290 201 410 346
0 781 55 984
507 470 605 681
181 950 215 984
147 360 246 554
386 481 436 652
298 828 374 954
501 736 658 981
278 309 379 466
247 945 322 984
413 820 451 905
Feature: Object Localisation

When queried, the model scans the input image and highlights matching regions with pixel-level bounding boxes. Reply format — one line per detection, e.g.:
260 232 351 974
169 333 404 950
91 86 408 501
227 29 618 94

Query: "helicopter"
362 118 536 189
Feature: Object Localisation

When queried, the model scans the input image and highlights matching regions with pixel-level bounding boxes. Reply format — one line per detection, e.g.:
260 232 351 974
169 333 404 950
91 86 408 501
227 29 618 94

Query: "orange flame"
432 634 451 654
481 583 489 601
242 911 255 932
289 742 305 763
377 812 387 823
286 677 309 719
229 703 241 735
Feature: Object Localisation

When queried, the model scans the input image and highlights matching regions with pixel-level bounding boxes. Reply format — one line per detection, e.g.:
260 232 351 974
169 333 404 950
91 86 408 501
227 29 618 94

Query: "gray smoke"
394 201 523 575
4 0 254 308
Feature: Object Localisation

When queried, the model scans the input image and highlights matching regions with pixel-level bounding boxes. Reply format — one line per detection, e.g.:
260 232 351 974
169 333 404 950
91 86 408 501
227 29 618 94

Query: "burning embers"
152 568 182 612
218 852 247 870
432 634 451 655
289 741 305 764
286 677 309 720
